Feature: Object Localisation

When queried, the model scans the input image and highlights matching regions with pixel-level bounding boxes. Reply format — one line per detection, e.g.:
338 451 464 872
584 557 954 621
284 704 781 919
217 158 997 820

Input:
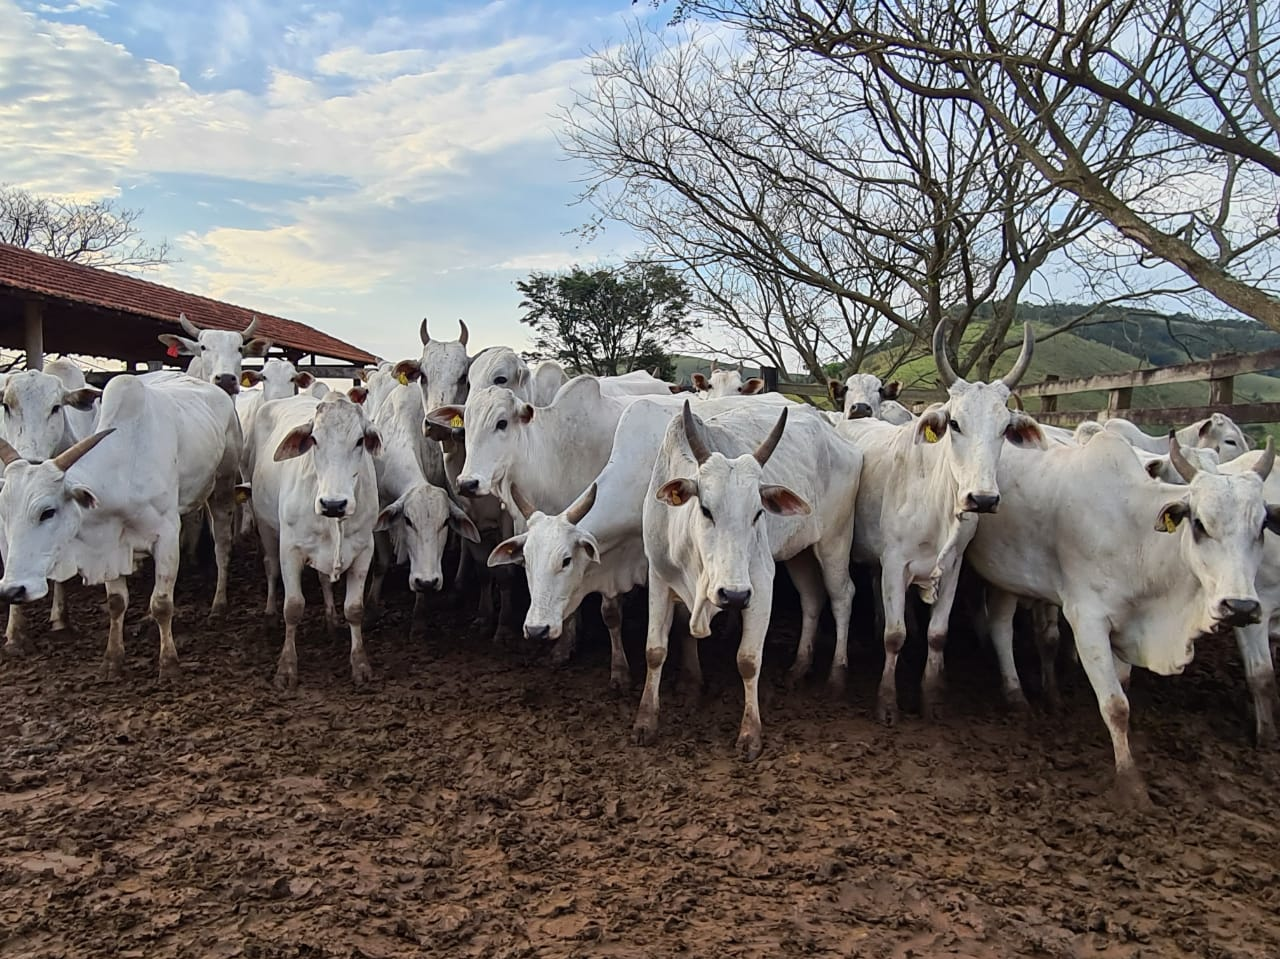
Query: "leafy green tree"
516 261 693 378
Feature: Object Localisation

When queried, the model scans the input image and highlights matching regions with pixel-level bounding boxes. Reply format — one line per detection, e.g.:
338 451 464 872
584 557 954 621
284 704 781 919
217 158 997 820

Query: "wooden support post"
761 366 778 393
23 300 43 371
1209 375 1235 405
1108 386 1133 414
1040 374 1060 414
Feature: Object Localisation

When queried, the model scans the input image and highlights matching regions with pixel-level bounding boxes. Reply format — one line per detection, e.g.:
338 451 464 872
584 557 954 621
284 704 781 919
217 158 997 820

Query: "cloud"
35 0 112 14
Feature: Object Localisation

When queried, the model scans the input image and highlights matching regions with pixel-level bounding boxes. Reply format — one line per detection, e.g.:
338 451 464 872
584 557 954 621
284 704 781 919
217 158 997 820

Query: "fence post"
1108 386 1133 414
1040 374 1060 414
761 366 778 393
1209 352 1235 406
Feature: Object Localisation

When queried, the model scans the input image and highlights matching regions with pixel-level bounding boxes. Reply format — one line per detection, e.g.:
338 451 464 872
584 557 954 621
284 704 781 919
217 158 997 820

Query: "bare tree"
0 185 171 272
679 0 1280 333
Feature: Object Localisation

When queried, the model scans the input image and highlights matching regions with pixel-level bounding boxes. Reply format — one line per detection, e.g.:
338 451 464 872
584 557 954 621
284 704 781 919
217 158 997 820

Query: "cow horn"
509 483 536 520
1253 436 1275 481
1168 431 1199 483
0 438 22 467
419 318 431 345
458 319 469 347
1008 392 1024 412
1000 323 1035 390
178 312 200 338
754 407 788 466
565 483 597 524
932 321 959 389
52 428 116 472
242 315 259 339
681 400 712 465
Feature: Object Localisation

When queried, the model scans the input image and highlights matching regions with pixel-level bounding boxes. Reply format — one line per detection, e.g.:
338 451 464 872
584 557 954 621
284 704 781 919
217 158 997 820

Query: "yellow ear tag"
670 490 682 505
924 424 939 443
396 372 410 386
450 414 464 428
240 373 252 388
235 489 249 504
1162 513 1178 533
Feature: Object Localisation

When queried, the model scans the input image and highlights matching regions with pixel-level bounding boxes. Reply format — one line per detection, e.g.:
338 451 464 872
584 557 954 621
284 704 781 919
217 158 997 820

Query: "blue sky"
2 0 670 362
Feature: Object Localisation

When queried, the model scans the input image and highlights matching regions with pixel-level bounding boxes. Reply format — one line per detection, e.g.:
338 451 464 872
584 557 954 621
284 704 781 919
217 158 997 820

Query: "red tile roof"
0 243 378 364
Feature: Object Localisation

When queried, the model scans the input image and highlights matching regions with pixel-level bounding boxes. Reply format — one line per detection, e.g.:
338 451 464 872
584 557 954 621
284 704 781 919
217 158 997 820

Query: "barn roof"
0 243 378 365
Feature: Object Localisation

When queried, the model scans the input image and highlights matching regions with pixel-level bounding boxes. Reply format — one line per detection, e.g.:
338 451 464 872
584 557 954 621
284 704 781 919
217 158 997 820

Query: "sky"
1 0 671 364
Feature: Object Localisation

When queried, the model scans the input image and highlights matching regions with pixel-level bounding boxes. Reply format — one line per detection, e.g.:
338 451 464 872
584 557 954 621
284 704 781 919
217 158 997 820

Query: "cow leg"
151 529 182 682
100 578 129 681
49 580 72 633
1234 621 1277 746
735 581 773 762
208 490 235 621
815 541 857 696
601 593 629 693
344 551 374 685
275 551 305 690
921 563 965 720
3 604 32 656
319 575 340 637
260 523 282 618
674 605 702 697
367 531 392 617
986 587 1028 711
549 612 578 666
876 561 911 726
633 577 676 746
453 542 473 593
492 566 519 644
179 511 201 568
1072 613 1150 810
1031 602 1064 712
783 552 825 691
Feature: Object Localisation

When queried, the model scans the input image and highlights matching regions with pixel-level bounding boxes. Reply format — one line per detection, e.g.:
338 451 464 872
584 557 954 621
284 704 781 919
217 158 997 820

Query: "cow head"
240 358 313 402
835 373 901 420
488 483 600 640
0 429 116 602
376 484 479 593
273 393 381 519
1155 434 1279 633
446 385 538 498
656 402 809 612
394 318 471 420
916 322 1046 516
694 368 765 398
158 314 271 395
468 347 531 397
1192 412 1251 462
0 371 101 461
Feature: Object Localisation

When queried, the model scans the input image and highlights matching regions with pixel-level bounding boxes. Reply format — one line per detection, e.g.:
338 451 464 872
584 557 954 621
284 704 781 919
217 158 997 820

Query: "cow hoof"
98 658 125 682
273 667 298 691
1254 720 1277 749
736 732 763 762
158 657 182 683
350 657 373 686
49 619 72 634
1003 689 1031 715
784 665 808 691
922 697 945 722
207 602 228 624
490 623 517 645
826 666 848 699
876 700 899 727
632 720 658 747
608 671 630 696
1113 769 1153 813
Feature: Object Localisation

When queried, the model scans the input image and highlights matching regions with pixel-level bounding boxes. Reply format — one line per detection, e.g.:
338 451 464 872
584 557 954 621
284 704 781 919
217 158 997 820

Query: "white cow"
837 322 1044 724
487 392 795 690
969 432 1278 807
691 368 766 398
828 373 904 421
1103 412 1250 462
235 359 316 536
632 402 861 760
157 313 272 396
44 358 100 442
0 371 240 679
468 347 569 406
359 362 398 418
246 391 381 689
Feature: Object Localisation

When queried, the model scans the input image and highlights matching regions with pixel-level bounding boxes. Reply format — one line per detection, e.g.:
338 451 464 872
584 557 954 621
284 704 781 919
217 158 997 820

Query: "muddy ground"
2 549 1279 959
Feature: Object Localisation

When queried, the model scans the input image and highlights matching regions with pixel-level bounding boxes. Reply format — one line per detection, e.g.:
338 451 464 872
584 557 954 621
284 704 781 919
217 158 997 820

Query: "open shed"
0 243 379 378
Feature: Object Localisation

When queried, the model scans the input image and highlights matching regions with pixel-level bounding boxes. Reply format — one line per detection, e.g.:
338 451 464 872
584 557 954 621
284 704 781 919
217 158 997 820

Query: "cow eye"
753 508 764 523
51 405 61 415
561 556 571 569
39 507 56 523
1193 518 1208 540
496 419 508 431
403 516 414 530
495 376 508 385
1223 439 1237 447
457 374 468 385
700 505 712 522
948 419 961 435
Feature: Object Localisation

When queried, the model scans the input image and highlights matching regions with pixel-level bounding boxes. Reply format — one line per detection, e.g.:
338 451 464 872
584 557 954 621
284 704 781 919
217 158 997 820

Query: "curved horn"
0 438 22 467
1000 323 1035 389
509 483 537 520
932 321 959 389
1253 436 1275 481
681 400 712 465
753 407 788 466
178 312 200 338
565 483 598 524
52 428 116 473
458 319 469 347
242 315 259 339
1008 392 1024 412
419 318 430 346
1168 431 1199 483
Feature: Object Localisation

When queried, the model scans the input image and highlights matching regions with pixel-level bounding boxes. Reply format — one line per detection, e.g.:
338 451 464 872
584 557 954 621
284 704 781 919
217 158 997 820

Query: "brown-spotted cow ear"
914 407 948 445
1155 501 1190 533
691 373 709 392
827 379 847 404
348 386 369 405
739 378 765 395
158 333 199 355
657 478 697 507
1144 458 1164 480
880 380 903 400
362 428 381 454
518 403 534 424
487 534 528 567
425 406 465 443
274 424 315 461
293 371 315 389
393 359 423 386
1005 412 1047 449
240 370 263 389
243 338 272 358
760 484 811 516
1264 505 1280 536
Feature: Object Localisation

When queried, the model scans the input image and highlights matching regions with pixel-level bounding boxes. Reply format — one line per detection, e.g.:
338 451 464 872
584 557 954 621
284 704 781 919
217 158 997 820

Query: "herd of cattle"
0 314 1276 809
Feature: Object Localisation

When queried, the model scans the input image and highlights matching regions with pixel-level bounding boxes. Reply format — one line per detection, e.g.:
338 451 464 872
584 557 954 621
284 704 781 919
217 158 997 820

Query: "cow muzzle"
1216 598 1262 628
846 403 873 420
410 576 442 593
715 586 752 610
213 373 240 395
318 497 348 518
0 583 29 604
457 478 481 498
963 492 1001 514
524 623 553 642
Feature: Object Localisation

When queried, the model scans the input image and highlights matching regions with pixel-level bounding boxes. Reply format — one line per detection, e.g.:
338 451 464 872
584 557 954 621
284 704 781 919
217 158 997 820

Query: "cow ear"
426 406 465 438
578 532 601 563
242 338 272 358
1144 458 1164 480
293 371 314 389
375 496 404 532
393 360 423 386
488 534 527 567
63 387 101 411
1198 420 1212 439
1264 505 1280 536
739 378 765 394
827 379 847 404
67 485 98 509
657 478 697 507
761 484 811 516
424 418 455 443
274 424 315 461
158 333 198 355
240 370 263 389
448 502 482 544
362 428 381 454
880 380 903 400
692 373 709 392
915 408 948 445
1155 501 1190 533
668 384 685 394
519 403 534 424
1005 412 1047 449
347 386 369 405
